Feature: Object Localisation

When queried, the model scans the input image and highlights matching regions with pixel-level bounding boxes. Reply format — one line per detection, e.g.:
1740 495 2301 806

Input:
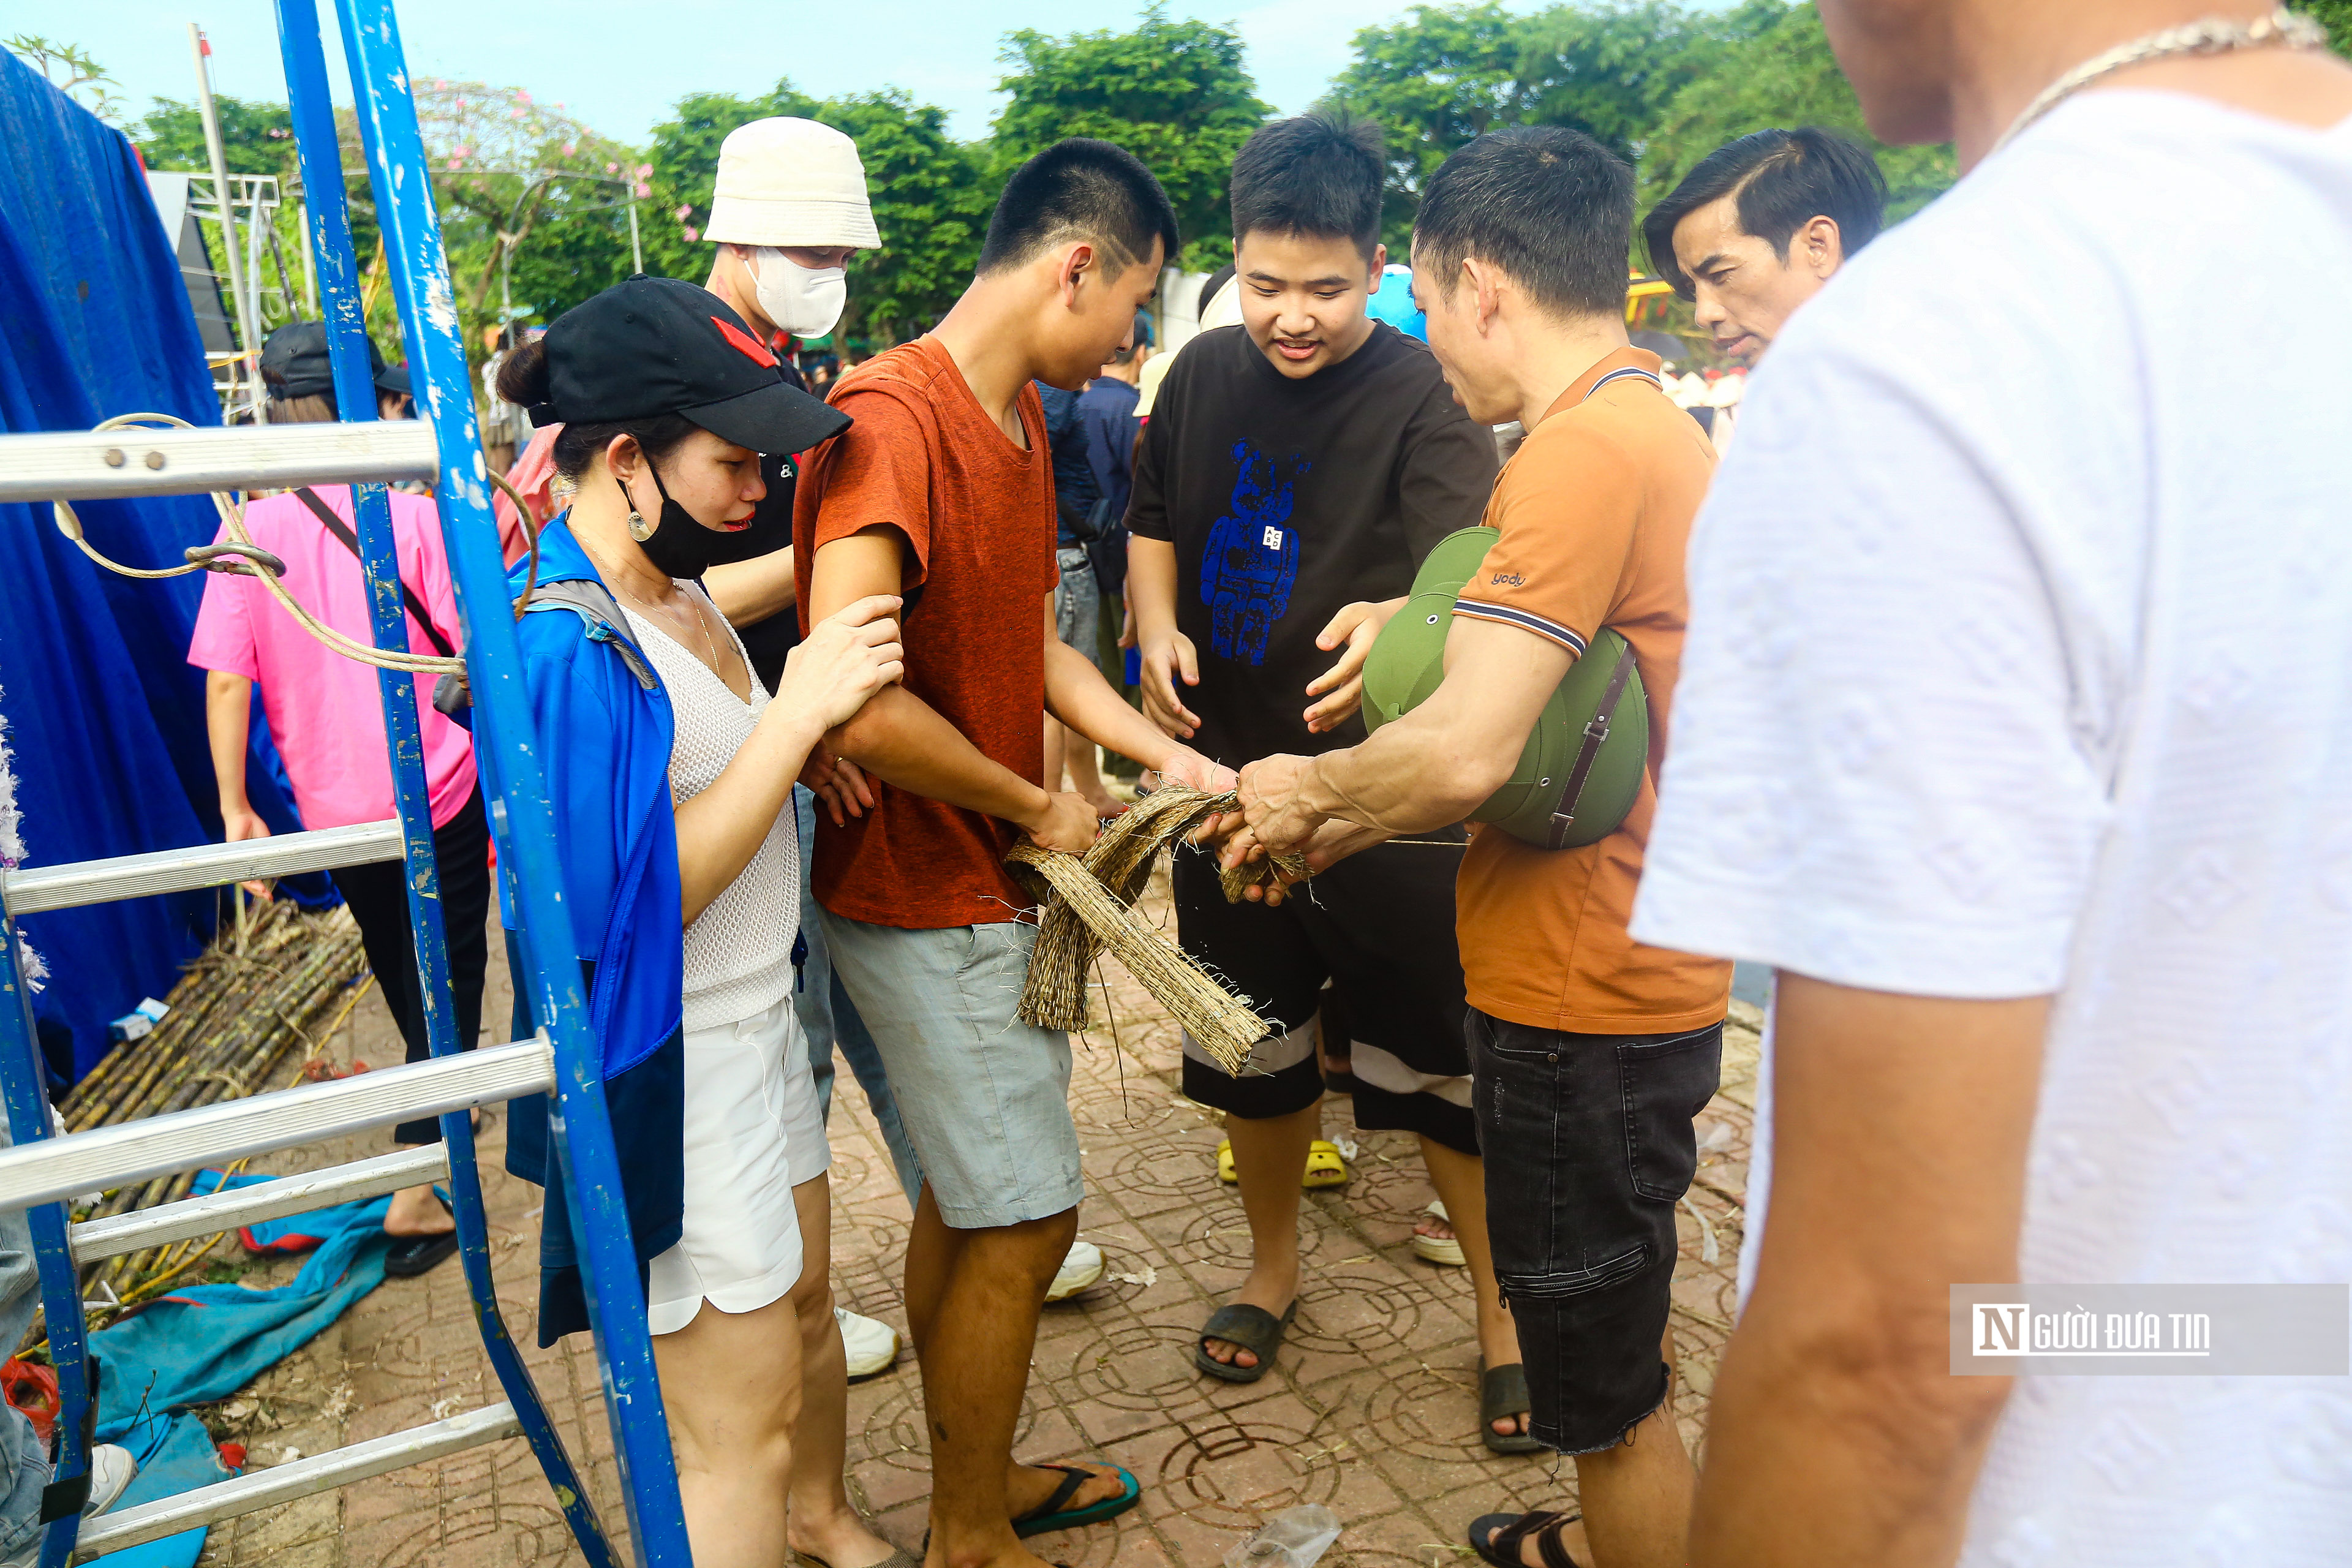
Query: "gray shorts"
820 912 1082 1229
1053 545 1098 654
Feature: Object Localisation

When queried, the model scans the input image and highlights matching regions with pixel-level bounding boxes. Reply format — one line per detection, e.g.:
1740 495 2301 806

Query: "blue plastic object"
1366 264 1426 342
0 1 694 1562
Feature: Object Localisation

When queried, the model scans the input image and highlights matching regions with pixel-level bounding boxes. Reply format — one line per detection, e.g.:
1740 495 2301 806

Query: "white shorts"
646 996 831 1335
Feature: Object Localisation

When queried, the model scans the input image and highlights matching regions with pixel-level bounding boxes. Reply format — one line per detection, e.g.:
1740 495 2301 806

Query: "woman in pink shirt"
188 322 483 1273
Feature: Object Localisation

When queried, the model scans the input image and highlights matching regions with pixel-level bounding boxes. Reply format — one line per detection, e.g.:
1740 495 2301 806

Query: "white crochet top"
617 585 799 1034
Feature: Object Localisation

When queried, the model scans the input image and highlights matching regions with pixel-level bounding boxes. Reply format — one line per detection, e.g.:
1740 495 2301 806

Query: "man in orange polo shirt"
1233 126 1730 1568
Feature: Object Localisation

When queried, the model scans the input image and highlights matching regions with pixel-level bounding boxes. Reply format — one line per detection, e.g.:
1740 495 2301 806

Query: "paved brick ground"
192 878 1759 1567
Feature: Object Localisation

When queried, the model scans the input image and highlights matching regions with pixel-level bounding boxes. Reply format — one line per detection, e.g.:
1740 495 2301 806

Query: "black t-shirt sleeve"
1395 379 1500 560
1125 372 1175 543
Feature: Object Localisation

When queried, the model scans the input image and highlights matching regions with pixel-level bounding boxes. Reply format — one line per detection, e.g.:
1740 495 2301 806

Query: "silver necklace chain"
1994 6 2331 155
614 576 726 678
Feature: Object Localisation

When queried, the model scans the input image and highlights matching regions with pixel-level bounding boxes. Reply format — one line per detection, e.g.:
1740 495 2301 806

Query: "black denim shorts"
1467 1008 1722 1454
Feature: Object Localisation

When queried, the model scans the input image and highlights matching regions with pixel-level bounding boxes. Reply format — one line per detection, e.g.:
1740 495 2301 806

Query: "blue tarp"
88 1169 399 1566
0 52 319 1084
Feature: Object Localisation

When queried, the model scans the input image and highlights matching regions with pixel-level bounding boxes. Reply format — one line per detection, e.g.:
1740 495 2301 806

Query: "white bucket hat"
703 117 880 250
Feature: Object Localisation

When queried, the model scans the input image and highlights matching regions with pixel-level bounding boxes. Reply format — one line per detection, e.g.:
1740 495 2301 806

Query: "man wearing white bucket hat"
692 120 926 1403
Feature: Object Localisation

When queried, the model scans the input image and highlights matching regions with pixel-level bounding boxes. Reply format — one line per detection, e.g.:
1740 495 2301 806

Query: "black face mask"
622 459 737 581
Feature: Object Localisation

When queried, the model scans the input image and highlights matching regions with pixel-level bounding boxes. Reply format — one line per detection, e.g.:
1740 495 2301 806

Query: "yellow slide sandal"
1302 1139 1350 1189
1214 1138 1352 1189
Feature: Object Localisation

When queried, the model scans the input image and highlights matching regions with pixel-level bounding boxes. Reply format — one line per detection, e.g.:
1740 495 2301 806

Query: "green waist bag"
1359 525 1647 850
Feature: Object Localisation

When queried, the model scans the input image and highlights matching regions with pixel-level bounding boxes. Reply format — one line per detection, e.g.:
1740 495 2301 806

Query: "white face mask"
747 247 846 339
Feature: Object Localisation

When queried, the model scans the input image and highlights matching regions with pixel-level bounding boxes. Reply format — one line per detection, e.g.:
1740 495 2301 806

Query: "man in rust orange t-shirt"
1234 127 1730 1568
794 139 1227 1568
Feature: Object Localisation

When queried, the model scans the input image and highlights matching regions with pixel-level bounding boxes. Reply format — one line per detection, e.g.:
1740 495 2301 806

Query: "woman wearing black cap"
491 276 909 1568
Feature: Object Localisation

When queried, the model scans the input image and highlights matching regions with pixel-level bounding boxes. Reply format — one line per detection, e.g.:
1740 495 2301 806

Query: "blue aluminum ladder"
0 0 693 1561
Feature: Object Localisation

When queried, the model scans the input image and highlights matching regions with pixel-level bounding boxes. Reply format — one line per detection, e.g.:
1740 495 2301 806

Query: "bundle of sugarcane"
1009 788 1303 1074
50 897 370 1325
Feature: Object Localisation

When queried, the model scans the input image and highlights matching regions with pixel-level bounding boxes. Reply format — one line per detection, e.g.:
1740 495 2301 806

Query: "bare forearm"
1300 712 1501 835
703 548 795 628
205 673 253 810
829 685 1049 831
1127 537 1178 642
1693 980 2044 1568
1692 1317 2009 1568
1044 639 1178 769
673 709 826 926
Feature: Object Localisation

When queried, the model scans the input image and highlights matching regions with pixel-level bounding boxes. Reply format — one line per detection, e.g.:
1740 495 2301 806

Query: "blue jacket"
487 514 685 1346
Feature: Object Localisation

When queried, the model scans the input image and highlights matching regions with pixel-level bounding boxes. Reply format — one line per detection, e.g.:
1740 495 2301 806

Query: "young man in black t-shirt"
1126 114 1531 1449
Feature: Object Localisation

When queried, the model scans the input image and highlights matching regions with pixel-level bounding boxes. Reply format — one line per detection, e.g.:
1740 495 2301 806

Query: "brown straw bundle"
43 897 369 1332
1008 787 1303 1075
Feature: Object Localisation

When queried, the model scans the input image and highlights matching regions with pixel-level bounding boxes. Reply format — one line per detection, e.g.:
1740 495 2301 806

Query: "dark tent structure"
0 52 317 1084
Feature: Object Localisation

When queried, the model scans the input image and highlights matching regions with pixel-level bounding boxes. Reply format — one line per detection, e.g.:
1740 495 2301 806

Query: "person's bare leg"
902 1183 970 1358
1201 1094 1320 1370
1062 728 1123 816
1487 1329 1693 1568
782 1175 897 1568
1419 1136 1526 1439
917 1205 1120 1568
650 1291 807 1568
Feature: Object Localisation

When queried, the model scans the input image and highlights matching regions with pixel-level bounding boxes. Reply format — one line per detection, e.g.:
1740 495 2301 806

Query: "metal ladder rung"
0 420 440 503
69 1145 450 1264
69 1401 522 1561
0 1039 554 1212
1 819 404 915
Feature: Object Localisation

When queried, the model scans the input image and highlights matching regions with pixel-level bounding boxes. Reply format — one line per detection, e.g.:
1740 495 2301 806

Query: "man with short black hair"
1232 124 1730 1568
1126 111 1520 1442
797 137 1230 1568
1642 126 1885 368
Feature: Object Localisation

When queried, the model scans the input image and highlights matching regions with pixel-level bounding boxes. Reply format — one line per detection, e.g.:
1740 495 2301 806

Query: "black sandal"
1468 1509 1583 1568
1192 1300 1296 1384
1480 1359 1546 1454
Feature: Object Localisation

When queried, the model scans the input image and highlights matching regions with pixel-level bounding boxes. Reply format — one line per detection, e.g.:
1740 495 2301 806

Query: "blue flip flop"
1012 1461 1141 1539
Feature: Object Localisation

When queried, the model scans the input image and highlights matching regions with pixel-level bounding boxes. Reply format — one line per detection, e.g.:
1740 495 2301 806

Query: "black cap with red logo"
527 274 848 456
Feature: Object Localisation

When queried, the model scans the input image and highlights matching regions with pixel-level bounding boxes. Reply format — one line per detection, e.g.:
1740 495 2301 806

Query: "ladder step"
0 420 440 503
69 1145 451 1265
70 1401 522 1559
0 1039 554 1212
1 819 405 915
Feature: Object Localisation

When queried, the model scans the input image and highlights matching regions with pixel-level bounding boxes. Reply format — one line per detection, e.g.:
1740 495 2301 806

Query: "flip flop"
1480 1360 1547 1455
1193 1299 1297 1383
1216 1137 1238 1184
1412 1199 1467 1267
1011 1461 1140 1539
1468 1509 1583 1567
1302 1139 1349 1189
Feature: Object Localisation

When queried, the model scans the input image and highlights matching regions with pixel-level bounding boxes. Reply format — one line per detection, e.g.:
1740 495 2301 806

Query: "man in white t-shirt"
1629 4 2352 1567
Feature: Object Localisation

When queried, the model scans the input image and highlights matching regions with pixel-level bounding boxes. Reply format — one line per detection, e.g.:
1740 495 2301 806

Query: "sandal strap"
1494 1510 1581 1568
1012 1464 1091 1526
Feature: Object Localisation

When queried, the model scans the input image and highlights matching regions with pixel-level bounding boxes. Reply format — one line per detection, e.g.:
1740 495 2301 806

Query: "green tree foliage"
1323 2 1955 251
1639 4 1953 224
990 3 1273 273
2289 0 2352 55
132 95 300 180
1324 1 1784 247
647 82 989 349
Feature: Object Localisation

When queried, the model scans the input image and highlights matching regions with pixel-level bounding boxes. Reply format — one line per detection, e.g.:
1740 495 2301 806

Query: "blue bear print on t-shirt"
1200 440 1308 665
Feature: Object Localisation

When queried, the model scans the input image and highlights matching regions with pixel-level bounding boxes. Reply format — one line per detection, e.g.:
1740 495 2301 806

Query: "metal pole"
627 191 642 274
189 24 258 422
299 200 317 314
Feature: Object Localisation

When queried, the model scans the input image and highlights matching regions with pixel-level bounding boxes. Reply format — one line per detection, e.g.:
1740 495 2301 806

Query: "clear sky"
51 1 1551 146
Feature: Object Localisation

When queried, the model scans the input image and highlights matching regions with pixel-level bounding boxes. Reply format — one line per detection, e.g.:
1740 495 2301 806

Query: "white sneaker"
1 1445 138 1567
1045 1238 1104 1303
835 1306 900 1380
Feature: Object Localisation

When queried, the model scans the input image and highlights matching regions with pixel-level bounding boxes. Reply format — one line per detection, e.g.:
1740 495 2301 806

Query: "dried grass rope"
1008 787 1306 1075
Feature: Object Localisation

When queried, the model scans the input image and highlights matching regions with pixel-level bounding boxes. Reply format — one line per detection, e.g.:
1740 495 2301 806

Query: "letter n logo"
1975 1303 2028 1354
